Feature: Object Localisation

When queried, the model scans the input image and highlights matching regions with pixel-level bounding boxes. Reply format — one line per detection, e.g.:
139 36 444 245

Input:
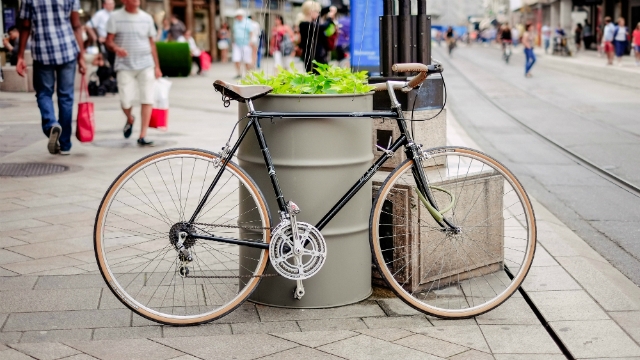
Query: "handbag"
76 75 95 142
149 78 172 131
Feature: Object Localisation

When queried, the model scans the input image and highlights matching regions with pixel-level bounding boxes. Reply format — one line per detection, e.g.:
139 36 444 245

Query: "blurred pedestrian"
2 26 20 65
158 18 170 41
541 23 551 53
335 13 350 67
232 9 253 78
445 27 455 57
178 30 202 75
574 23 583 51
613 17 629 66
86 0 116 86
436 30 442 46
523 23 536 77
106 0 162 146
511 25 520 47
298 1 335 73
633 22 640 66
217 23 230 63
247 15 261 69
270 15 294 72
583 20 593 50
15 0 86 155
602 17 615 65
169 15 186 41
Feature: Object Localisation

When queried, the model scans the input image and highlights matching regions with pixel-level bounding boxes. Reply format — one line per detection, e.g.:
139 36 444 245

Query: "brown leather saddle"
213 80 273 103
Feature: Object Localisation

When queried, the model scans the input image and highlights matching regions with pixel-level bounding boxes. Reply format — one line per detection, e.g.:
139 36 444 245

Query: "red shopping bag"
200 52 212 71
149 108 168 130
76 75 95 142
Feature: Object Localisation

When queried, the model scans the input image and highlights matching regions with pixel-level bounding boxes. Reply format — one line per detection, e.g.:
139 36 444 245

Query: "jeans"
33 60 77 151
544 39 550 52
524 48 536 74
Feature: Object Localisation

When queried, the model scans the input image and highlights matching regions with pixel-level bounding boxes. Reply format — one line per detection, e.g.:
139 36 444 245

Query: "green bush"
240 61 375 94
156 42 192 77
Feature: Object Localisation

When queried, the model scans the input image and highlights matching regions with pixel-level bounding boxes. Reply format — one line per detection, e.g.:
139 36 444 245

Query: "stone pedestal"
0 66 32 92
373 109 447 171
372 166 504 293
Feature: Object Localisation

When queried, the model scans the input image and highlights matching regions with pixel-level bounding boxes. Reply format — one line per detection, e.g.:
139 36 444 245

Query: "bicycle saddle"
213 80 273 103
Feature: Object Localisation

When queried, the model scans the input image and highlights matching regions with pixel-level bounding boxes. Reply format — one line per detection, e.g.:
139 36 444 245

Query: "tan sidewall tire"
94 148 271 326
370 147 536 319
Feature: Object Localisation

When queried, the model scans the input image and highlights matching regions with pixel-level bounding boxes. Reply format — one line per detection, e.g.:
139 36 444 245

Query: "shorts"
635 44 640 53
614 40 628 57
232 44 253 64
117 67 156 109
604 41 614 53
273 50 291 69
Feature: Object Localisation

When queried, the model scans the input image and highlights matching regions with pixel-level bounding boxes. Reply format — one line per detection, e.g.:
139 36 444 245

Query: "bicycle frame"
188 85 456 250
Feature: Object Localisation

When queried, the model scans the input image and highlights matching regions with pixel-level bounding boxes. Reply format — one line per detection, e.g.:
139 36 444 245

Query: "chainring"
269 220 327 280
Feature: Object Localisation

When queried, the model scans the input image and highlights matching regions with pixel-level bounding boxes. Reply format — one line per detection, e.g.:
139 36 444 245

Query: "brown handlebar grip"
406 72 428 89
371 82 388 92
392 63 429 73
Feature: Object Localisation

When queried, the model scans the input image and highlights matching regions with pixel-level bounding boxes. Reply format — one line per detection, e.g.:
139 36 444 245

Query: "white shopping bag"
150 78 172 131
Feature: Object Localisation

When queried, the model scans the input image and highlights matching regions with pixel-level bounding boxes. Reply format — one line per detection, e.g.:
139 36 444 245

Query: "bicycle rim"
94 149 271 325
371 147 536 318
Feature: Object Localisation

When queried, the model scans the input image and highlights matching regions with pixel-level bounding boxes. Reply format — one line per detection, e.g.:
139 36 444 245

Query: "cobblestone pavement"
0 60 639 359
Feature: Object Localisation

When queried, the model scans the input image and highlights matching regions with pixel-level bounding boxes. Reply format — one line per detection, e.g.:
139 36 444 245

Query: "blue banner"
350 0 382 70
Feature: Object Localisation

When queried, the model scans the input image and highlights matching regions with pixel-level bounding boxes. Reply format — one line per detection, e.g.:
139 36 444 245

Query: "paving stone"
480 325 561 354
0 288 100 312
609 311 640 343
12 226 94 244
272 330 358 348
0 268 19 276
362 315 432 329
8 237 94 259
0 219 50 232
556 256 640 312
93 326 162 340
1 256 86 275
376 298 423 316
131 313 161 327
426 318 479 327
9 342 79 360
0 237 28 248
394 334 470 358
19 329 92 343
0 332 23 344
449 349 495 360
527 290 610 321
521 265 582 292
356 328 414 342
66 338 183 360
231 320 299 334
58 355 100 360
155 333 298 360
98 290 127 310
4 309 131 331
30 267 88 276
13 195 97 209
258 346 344 359
529 245 559 267
408 325 491 353
317 334 443 360
0 348 34 360
0 250 33 266
550 320 640 359
0 205 90 226
0 276 37 291
34 275 107 290
297 318 368 332
162 323 231 338
256 301 385 322
493 355 566 360
475 296 540 325
166 356 201 360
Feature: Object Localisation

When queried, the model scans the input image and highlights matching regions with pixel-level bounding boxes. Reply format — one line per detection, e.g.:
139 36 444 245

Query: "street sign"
350 0 383 73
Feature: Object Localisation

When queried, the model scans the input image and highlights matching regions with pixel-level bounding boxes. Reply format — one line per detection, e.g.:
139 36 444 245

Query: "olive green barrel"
238 93 374 308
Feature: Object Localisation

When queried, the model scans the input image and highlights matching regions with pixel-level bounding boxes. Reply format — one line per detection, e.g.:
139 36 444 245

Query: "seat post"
246 99 256 115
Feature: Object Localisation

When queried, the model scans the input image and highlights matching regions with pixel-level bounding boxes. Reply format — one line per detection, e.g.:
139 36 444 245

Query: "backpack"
325 23 338 51
280 33 294 56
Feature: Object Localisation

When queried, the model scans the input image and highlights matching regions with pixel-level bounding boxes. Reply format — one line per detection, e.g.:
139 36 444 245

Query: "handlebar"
372 61 443 93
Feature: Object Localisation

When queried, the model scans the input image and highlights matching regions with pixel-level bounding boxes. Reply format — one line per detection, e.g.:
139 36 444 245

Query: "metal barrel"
238 93 374 308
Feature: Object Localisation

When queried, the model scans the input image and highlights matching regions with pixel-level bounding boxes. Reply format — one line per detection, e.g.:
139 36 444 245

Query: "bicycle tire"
94 148 271 325
370 146 536 318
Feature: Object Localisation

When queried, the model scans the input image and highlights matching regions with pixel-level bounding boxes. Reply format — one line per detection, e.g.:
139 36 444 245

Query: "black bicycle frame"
188 100 453 250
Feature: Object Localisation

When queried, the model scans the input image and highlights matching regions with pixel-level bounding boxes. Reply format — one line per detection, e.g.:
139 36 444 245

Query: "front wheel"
94 148 271 325
370 147 536 318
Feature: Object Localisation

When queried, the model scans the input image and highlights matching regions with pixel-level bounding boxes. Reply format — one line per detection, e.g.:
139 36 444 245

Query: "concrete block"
155 334 298 360
162 323 231 338
19 329 92 343
356 328 414 342
65 339 184 360
259 346 344 360
318 334 439 360
377 298 423 316
527 290 610 322
372 109 447 171
297 318 368 332
408 325 491 353
9 342 79 360
272 330 358 348
0 66 30 92
256 301 384 322
480 324 562 354
93 326 162 340
0 288 100 312
231 321 300 335
549 320 640 358
4 309 131 331
362 315 432 329
394 333 470 358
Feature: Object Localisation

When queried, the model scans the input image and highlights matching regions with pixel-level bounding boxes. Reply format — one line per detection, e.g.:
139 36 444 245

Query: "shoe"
123 120 133 139
48 125 62 154
137 138 154 147
59 150 70 156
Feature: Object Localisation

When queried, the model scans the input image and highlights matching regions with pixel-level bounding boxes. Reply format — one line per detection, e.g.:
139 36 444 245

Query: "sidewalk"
0 61 638 359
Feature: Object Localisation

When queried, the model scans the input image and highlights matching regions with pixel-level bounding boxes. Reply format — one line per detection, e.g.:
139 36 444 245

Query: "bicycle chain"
184 222 275 279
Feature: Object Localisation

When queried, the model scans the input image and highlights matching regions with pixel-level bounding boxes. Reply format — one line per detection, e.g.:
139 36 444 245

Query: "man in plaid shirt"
15 0 86 155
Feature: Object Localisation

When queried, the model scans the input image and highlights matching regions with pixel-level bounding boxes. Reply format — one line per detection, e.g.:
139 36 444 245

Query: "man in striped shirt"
16 0 86 155
105 0 162 146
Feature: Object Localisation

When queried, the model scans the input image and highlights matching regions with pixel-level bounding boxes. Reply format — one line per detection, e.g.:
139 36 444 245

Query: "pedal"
294 279 305 300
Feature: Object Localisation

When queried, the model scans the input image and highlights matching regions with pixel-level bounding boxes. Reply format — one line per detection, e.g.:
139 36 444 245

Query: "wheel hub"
169 222 196 249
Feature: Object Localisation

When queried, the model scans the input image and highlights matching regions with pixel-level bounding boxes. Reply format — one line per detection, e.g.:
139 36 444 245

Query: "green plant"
240 61 375 95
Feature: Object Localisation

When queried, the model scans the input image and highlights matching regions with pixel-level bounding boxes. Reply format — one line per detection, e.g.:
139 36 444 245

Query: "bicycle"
94 62 536 326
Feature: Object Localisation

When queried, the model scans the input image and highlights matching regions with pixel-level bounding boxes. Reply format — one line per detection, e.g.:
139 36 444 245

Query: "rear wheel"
94 148 271 325
370 147 536 318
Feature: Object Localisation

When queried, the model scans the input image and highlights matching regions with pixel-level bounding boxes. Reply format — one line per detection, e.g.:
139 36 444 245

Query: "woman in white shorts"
270 15 295 72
